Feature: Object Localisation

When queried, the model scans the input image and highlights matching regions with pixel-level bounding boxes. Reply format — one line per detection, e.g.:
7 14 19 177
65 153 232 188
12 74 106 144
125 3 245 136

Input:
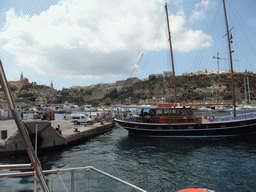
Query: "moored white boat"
198 106 215 112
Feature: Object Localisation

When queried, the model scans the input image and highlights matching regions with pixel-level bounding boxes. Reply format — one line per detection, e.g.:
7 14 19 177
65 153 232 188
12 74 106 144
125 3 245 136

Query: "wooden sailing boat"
114 1 256 137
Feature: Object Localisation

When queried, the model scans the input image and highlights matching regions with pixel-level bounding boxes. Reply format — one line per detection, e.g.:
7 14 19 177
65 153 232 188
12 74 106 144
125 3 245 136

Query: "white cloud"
175 29 212 52
0 0 212 78
189 0 210 22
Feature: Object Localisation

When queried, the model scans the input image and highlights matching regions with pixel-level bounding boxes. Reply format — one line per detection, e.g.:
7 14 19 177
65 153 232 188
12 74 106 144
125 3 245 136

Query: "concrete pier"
0 119 114 156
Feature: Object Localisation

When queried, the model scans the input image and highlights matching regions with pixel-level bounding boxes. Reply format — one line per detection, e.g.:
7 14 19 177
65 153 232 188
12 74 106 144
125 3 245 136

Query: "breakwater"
0 119 114 156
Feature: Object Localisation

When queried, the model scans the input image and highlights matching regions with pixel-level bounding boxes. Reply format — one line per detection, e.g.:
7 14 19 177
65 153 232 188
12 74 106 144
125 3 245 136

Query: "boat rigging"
114 1 256 138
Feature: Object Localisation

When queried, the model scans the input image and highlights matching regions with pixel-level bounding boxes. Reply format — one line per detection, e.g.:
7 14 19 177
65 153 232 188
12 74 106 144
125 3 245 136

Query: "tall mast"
244 77 247 104
217 52 220 72
0 60 50 191
165 2 177 103
222 0 236 117
247 76 251 103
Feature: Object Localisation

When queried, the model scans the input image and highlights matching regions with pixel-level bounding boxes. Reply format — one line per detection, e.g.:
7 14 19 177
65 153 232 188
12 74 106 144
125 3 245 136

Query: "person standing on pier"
41 112 46 120
20 111 24 120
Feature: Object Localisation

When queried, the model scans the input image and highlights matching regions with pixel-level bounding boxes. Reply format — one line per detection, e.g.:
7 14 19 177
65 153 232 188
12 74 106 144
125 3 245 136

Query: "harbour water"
0 113 256 191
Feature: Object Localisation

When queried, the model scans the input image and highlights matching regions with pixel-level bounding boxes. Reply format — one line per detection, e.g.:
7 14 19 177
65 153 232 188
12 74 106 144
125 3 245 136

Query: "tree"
85 90 93 95
118 93 130 100
105 89 118 100
126 87 133 93
104 98 111 105
19 84 32 91
61 88 70 96
28 96 37 102
149 75 157 82
223 93 232 100
18 90 34 97
9 85 18 92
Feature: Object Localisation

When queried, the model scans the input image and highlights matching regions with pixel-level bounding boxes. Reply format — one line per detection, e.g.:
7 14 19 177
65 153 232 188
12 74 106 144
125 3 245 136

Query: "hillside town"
0 69 255 113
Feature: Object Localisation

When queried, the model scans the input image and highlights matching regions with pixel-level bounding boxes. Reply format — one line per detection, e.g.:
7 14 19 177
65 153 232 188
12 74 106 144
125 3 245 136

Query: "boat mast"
0 60 50 192
247 76 251 103
244 77 247 104
165 2 177 103
222 0 236 117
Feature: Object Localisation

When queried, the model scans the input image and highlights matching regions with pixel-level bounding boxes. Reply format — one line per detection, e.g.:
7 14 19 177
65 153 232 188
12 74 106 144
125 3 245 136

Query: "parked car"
71 114 93 125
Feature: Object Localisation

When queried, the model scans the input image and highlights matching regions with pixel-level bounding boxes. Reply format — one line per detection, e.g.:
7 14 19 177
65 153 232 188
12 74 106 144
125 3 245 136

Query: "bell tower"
50 81 53 89
20 72 23 81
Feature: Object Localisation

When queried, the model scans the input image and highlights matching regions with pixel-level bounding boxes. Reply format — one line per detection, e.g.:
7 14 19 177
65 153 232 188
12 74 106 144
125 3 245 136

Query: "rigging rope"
226 1 256 72
190 0 223 73
51 171 68 192
127 11 165 78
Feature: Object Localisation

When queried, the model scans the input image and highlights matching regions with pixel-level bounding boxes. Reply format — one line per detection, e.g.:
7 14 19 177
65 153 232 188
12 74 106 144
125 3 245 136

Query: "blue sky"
0 0 255 90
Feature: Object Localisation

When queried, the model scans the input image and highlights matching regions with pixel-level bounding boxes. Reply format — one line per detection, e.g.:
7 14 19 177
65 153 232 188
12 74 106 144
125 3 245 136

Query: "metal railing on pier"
0 164 147 192
0 60 146 192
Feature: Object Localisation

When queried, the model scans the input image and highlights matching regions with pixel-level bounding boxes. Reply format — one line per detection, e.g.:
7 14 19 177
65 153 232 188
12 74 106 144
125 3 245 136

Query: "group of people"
20 111 48 120
33 111 47 120
20 111 63 136
20 112 28 120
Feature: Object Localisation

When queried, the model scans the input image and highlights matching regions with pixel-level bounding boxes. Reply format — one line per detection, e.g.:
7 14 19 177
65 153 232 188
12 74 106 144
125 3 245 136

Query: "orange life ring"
197 113 202 117
177 188 213 192
209 115 215 122
159 116 165 123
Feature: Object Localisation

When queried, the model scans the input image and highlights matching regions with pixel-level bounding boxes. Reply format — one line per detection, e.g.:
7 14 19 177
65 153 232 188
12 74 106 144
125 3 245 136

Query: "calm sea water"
0 113 256 192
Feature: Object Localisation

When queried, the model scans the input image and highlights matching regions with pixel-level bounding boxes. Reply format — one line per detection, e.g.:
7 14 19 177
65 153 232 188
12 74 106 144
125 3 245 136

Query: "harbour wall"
0 120 114 156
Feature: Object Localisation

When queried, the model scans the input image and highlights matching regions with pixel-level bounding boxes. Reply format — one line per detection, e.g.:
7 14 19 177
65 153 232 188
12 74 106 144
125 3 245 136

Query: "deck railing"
116 114 196 123
117 112 256 123
0 164 146 192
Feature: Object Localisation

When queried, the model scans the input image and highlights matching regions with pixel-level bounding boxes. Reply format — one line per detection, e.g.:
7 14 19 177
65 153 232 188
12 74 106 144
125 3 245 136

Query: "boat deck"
201 112 256 123
116 112 256 124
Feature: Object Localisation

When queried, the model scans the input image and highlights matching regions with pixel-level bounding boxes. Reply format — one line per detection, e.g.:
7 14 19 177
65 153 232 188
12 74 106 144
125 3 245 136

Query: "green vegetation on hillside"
12 72 256 106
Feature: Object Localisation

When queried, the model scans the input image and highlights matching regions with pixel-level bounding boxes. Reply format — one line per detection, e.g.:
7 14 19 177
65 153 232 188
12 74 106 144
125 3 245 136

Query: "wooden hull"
115 118 256 138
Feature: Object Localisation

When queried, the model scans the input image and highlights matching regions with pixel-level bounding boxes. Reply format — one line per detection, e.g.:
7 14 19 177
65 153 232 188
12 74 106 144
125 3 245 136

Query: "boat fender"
197 113 202 117
159 116 165 123
209 115 215 122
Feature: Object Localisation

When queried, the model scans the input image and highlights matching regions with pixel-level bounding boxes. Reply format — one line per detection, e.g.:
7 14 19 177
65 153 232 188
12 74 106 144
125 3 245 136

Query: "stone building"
140 97 166 104
163 71 173 78
122 77 140 90
9 72 29 88
33 87 57 97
